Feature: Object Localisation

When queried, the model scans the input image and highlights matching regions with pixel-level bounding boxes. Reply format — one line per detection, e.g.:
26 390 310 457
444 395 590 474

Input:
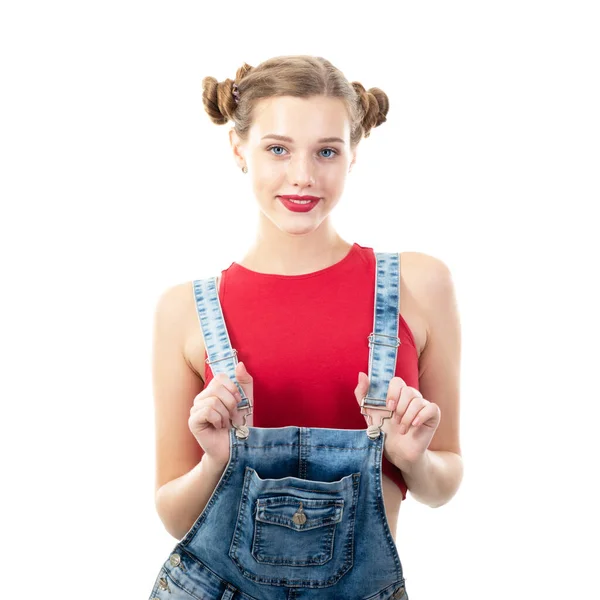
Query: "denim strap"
191 277 250 409
363 251 402 409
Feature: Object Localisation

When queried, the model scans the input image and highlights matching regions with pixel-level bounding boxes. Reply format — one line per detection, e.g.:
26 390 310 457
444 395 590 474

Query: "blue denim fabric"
148 252 409 600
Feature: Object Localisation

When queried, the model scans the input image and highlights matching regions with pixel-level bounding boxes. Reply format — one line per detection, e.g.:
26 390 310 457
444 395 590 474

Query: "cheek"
322 167 347 187
251 162 280 181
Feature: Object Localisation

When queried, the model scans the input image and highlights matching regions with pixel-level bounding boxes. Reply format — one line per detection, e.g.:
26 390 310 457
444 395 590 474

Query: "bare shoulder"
155 280 194 322
402 251 462 455
400 251 455 301
401 252 459 332
397 252 434 358
399 251 459 361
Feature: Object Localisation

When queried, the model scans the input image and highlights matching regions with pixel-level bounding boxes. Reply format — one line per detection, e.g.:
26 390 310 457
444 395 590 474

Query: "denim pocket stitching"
256 496 344 531
229 468 361 587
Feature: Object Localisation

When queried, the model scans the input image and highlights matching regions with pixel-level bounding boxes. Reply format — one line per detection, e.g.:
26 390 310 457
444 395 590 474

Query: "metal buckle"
231 403 253 439
360 395 393 439
368 332 400 349
205 348 238 365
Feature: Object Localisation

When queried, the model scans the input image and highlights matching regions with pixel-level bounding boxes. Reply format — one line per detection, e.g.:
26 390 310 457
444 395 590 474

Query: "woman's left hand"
354 372 441 469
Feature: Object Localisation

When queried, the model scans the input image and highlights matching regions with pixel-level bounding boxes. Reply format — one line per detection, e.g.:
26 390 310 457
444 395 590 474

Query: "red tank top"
202 242 419 500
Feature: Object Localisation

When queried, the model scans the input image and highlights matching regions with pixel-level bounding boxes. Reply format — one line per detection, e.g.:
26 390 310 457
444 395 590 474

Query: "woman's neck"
238 235 353 276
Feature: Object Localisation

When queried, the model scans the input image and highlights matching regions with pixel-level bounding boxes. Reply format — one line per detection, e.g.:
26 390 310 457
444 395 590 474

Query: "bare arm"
393 449 464 508
155 454 227 540
396 254 464 507
152 282 226 539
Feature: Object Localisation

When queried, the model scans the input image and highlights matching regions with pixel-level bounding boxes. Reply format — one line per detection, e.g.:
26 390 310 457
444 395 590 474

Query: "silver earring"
242 166 248 174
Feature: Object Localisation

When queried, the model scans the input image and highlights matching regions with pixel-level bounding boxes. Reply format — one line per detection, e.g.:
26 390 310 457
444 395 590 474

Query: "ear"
229 128 245 169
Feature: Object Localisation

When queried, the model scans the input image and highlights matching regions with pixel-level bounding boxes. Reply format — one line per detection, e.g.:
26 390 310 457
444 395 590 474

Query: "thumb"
234 361 254 399
354 371 370 405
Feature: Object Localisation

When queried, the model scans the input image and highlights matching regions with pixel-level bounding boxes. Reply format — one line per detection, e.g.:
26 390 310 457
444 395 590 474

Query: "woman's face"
230 95 357 235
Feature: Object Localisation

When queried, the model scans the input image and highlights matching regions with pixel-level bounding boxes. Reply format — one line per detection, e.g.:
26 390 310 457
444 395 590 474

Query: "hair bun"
352 82 388 138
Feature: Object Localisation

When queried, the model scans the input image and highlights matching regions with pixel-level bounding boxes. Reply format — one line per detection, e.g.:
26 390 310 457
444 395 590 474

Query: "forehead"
249 95 350 143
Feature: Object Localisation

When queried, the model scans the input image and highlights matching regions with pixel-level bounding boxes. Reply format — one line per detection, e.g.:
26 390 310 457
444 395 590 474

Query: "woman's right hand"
188 361 254 468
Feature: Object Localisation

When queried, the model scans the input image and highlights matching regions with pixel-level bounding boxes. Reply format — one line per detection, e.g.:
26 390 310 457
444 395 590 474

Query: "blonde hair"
201 55 389 148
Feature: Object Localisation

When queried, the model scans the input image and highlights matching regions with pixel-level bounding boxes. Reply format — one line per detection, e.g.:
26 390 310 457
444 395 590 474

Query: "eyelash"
266 145 339 159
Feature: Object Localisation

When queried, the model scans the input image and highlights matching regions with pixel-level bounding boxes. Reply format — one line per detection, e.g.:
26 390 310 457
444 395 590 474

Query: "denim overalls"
148 252 410 600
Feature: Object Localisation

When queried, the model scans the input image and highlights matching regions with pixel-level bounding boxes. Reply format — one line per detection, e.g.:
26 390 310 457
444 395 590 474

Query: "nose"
288 154 316 188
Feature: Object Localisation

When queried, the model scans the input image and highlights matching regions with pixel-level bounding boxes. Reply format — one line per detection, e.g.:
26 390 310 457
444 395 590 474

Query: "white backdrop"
1 1 598 598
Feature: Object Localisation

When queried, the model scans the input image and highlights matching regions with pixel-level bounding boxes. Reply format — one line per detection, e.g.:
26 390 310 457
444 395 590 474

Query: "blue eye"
267 145 339 159
320 148 336 159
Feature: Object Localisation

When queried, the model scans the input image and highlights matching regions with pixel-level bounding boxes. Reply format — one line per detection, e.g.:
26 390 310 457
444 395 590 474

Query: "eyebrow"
261 134 346 145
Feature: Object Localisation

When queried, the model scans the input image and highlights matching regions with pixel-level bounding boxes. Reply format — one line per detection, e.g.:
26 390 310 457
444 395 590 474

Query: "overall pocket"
252 495 344 565
229 467 361 588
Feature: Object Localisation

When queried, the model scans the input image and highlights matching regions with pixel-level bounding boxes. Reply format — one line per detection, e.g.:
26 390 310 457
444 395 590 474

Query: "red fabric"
202 242 419 501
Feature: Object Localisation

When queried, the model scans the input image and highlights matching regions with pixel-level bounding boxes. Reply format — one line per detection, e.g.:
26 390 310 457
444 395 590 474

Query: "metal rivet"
234 424 249 439
367 424 381 439
158 577 169 591
292 502 307 525
392 586 405 598
169 553 181 567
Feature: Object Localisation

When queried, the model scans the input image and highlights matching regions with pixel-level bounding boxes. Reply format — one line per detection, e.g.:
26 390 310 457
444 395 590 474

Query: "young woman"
149 55 463 600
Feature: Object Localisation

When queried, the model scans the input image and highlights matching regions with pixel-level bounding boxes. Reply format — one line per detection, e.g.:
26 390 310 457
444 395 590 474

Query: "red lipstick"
278 195 321 213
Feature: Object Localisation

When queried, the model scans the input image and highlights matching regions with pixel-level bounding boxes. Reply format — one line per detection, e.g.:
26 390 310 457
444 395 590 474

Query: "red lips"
279 195 320 201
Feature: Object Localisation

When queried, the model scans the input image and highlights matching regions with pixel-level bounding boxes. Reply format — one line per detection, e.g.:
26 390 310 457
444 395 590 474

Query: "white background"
1 1 598 598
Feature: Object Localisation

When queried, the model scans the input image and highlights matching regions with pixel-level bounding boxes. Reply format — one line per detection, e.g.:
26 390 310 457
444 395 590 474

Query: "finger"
190 386 236 427
198 395 230 429
411 402 440 427
392 384 423 423
354 372 371 424
193 405 225 430
354 372 370 401
212 372 246 418
213 373 243 416
207 407 225 429
234 361 254 402
399 397 429 432
192 375 242 428
385 377 407 411
190 382 238 414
